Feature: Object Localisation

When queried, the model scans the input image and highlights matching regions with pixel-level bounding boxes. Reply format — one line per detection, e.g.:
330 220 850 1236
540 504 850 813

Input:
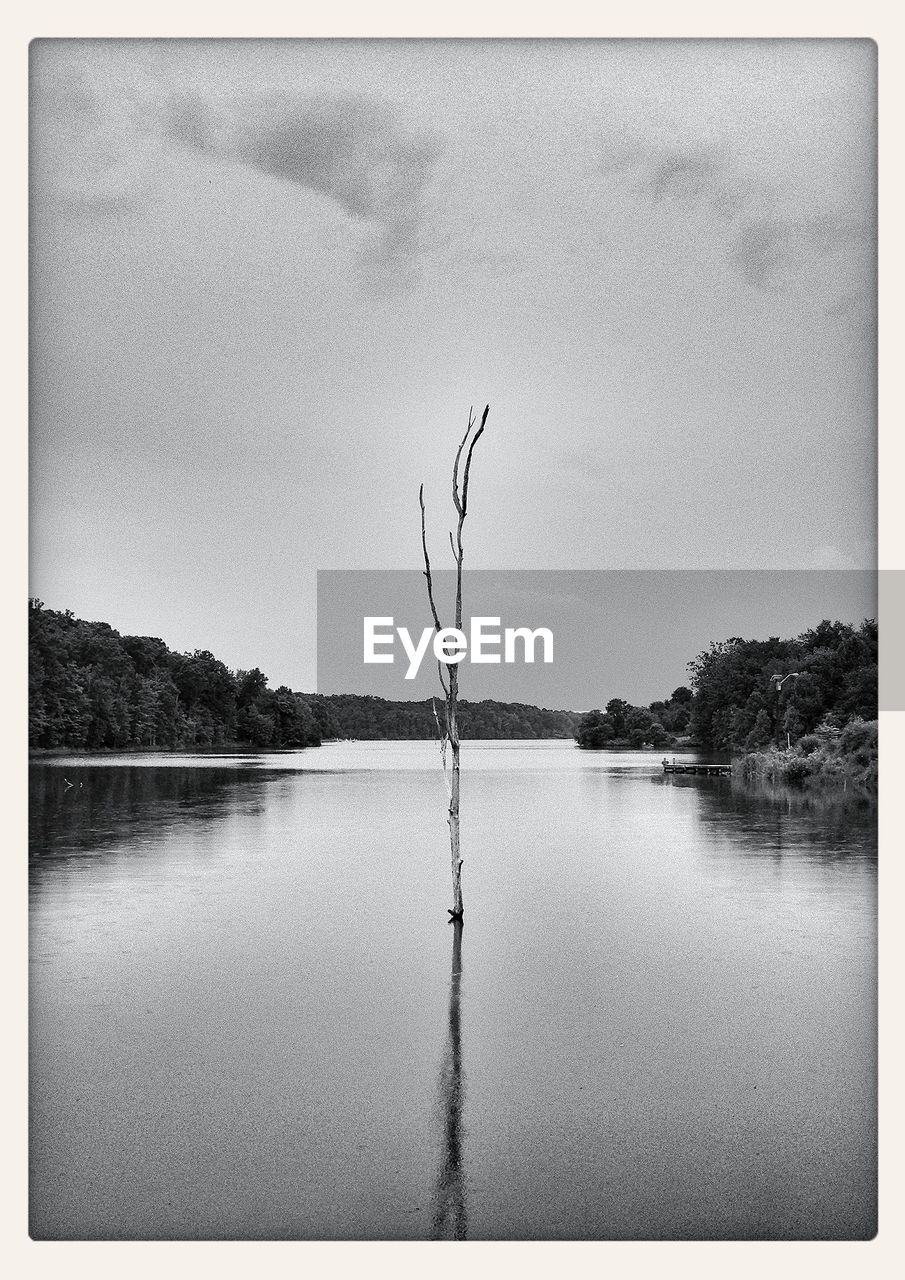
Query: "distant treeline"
28 601 580 751
312 693 578 741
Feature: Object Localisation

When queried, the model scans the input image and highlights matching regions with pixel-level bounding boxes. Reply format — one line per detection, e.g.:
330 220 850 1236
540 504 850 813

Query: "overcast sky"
30 39 876 693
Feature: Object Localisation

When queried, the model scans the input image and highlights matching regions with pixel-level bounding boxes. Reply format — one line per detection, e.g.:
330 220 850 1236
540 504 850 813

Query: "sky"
30 39 877 695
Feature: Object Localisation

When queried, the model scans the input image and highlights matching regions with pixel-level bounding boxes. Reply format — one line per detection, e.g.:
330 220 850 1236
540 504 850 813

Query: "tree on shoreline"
419 405 488 922
687 619 877 752
575 689 689 750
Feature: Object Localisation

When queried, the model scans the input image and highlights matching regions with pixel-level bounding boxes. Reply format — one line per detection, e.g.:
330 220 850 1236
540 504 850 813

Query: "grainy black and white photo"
29 38 877 1241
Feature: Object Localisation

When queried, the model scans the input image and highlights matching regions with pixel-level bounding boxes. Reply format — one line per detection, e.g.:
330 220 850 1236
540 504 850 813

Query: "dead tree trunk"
431 918 466 1238
420 404 488 922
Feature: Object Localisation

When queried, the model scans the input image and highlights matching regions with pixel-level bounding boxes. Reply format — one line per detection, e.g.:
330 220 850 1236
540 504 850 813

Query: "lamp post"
769 672 801 748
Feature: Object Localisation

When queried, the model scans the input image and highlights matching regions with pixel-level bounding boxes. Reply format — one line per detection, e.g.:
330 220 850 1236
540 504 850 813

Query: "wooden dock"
662 761 732 776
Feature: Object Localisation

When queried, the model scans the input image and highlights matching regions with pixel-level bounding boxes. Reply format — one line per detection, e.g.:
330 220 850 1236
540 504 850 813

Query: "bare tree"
419 404 489 921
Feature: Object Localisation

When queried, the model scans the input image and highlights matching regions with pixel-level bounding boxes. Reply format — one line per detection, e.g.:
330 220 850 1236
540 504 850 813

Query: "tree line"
28 600 581 751
313 692 578 741
575 618 877 755
30 601 877 757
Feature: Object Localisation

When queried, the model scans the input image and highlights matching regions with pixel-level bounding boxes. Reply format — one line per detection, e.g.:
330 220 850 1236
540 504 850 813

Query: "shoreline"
735 721 878 795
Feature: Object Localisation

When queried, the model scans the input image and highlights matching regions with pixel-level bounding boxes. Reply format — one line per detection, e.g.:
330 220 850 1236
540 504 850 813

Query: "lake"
29 740 877 1240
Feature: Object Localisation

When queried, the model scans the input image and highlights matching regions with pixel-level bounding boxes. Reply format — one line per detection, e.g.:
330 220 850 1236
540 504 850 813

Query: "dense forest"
28 601 580 751
575 617 878 789
687 618 878 789
686 618 877 752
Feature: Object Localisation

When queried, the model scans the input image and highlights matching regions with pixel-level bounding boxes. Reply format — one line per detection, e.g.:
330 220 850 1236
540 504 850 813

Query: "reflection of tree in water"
655 772 877 861
29 765 269 861
431 920 467 1241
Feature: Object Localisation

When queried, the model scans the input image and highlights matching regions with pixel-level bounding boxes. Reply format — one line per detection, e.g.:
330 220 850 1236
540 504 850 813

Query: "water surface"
30 741 877 1239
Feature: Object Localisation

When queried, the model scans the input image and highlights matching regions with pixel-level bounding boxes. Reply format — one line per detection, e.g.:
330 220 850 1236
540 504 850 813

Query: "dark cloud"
599 138 872 297
637 147 743 220
730 217 786 289
31 42 443 289
730 214 872 295
169 91 443 289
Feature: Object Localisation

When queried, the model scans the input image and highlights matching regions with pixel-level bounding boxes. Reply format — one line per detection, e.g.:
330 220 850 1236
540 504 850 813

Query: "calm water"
29 741 877 1240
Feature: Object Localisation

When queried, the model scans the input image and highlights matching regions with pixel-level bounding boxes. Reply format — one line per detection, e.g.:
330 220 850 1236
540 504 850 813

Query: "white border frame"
5 7 901 1277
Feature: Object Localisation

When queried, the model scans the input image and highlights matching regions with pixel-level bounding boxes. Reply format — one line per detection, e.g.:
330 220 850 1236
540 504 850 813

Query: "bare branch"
421 484 452 698
452 405 489 629
419 483 443 634
460 403 489 517
432 697 452 800
451 407 476 516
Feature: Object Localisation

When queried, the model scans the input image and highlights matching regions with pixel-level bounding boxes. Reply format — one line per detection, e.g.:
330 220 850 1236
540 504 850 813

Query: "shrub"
783 756 814 784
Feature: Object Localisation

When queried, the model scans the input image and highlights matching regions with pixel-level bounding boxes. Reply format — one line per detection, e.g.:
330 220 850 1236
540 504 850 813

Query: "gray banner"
317 569 881 709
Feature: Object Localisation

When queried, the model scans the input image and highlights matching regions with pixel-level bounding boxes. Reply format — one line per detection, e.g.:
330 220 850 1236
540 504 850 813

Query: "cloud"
598 137 872 299
31 45 167 212
811 544 860 570
636 147 744 220
31 44 443 290
168 90 442 289
730 213 871 292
